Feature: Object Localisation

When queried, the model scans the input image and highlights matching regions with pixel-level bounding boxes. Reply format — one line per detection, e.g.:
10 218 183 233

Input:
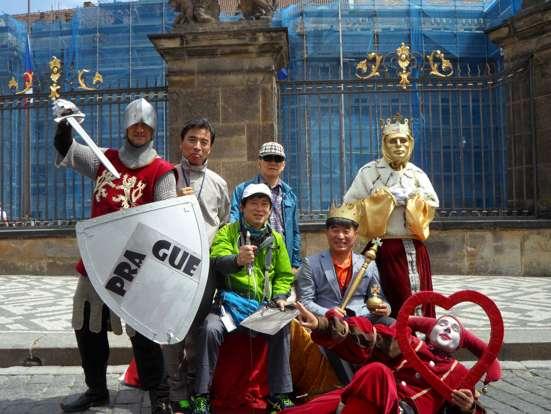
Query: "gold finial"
92 71 103 85
8 76 18 92
49 56 62 101
395 42 411 89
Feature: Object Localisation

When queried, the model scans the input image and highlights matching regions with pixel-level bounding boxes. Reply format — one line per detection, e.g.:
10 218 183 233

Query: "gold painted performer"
343 114 439 317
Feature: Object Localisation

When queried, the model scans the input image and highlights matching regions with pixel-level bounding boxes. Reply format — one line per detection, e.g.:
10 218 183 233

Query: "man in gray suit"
295 202 391 383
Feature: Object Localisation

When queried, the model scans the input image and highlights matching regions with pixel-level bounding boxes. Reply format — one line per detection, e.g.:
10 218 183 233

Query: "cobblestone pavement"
1 275 550 335
1 275 551 413
1 363 551 414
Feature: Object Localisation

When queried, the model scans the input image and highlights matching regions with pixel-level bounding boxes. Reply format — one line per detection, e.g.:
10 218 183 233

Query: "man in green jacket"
191 183 295 414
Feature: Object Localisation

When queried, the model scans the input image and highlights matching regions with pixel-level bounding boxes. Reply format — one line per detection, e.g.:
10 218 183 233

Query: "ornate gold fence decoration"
356 52 383 80
355 43 455 88
7 57 103 95
8 73 33 95
78 69 104 91
49 56 62 100
427 50 453 78
396 42 412 89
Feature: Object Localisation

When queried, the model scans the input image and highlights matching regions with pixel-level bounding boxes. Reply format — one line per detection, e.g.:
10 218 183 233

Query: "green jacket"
210 221 294 302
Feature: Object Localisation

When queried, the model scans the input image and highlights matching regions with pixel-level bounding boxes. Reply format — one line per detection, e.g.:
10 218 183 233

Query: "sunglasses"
261 155 285 163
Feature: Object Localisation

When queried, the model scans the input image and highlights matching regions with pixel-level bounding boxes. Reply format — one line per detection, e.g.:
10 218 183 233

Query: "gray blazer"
295 250 386 317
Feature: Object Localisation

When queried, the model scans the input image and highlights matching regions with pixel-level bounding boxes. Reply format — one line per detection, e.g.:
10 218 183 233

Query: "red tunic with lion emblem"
76 149 174 276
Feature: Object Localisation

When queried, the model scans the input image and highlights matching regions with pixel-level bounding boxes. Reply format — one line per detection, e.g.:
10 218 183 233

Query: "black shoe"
60 390 109 412
149 389 171 414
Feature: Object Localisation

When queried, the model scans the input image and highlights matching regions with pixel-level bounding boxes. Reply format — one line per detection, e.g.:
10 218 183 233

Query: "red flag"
23 34 33 95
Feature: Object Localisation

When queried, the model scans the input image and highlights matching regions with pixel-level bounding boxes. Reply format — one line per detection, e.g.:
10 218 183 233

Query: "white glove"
52 99 85 124
388 185 411 206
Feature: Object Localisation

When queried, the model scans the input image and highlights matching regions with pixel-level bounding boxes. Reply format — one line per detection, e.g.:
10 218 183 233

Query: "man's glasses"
261 155 285 163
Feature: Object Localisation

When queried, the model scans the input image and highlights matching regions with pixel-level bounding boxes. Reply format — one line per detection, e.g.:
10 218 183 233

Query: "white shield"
76 196 209 344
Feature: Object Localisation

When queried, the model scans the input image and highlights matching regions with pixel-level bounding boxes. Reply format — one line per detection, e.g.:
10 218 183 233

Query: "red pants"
376 239 435 317
282 363 400 414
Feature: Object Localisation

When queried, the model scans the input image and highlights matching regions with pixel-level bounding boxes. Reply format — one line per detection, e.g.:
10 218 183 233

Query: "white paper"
240 306 298 335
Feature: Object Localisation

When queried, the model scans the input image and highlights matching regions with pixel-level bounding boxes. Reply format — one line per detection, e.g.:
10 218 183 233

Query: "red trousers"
282 363 400 414
376 239 435 317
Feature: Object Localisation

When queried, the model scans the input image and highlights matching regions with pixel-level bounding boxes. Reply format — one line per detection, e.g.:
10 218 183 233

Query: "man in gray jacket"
165 117 230 414
295 202 391 383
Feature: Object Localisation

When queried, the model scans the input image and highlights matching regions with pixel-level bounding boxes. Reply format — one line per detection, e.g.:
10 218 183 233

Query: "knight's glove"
52 99 85 124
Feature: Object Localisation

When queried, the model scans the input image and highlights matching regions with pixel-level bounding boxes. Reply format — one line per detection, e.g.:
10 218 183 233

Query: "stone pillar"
150 22 289 191
488 3 551 217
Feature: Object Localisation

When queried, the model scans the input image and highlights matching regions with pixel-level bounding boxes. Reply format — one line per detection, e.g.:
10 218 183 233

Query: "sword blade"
67 117 121 179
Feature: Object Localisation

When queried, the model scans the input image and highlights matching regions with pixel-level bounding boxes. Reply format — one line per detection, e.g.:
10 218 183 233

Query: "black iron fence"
278 62 535 222
0 86 168 227
0 62 537 228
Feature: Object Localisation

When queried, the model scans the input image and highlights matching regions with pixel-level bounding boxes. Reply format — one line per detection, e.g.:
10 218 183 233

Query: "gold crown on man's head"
380 113 412 138
327 201 362 225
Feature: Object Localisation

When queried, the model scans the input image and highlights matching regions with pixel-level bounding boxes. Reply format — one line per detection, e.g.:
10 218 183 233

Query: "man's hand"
177 187 194 196
451 389 476 413
274 298 287 311
372 303 391 317
296 302 319 330
328 307 346 318
236 244 257 267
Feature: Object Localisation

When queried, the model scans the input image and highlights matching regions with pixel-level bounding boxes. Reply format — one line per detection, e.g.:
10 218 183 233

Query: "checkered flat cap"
259 142 286 159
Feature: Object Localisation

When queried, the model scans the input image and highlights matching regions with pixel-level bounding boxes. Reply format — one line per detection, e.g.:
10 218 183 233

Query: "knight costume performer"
53 98 176 413
343 114 439 317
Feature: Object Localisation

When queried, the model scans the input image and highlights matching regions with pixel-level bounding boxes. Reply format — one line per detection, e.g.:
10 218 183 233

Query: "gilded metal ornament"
355 52 383 80
93 71 104 85
366 283 384 312
396 42 411 89
8 77 18 92
427 50 453 78
78 69 103 91
49 56 62 101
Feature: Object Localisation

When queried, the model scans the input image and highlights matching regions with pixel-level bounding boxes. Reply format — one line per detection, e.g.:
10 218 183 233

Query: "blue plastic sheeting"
0 2 174 220
0 0 523 220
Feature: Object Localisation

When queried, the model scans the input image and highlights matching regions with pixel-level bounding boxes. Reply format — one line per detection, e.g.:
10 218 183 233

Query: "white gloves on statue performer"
388 185 412 206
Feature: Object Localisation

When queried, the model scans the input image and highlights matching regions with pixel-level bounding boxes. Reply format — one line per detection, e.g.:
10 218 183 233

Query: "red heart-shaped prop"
395 290 504 402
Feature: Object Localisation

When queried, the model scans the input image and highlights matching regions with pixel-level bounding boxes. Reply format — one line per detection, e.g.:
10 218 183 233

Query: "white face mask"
428 316 462 353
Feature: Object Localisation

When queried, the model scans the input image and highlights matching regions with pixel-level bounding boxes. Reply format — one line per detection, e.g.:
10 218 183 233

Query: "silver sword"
57 115 121 179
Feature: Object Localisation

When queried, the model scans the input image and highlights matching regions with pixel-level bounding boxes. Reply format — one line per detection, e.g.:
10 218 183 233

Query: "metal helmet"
124 98 157 132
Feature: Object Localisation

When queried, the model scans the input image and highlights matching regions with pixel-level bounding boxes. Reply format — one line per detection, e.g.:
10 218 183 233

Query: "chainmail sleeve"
55 140 102 179
154 171 177 201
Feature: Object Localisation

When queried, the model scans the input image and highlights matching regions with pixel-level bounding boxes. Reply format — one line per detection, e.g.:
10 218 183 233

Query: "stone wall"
150 21 289 192
2 225 550 276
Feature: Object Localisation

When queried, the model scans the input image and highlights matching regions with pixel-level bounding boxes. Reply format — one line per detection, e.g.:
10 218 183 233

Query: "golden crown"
327 201 362 224
381 113 412 137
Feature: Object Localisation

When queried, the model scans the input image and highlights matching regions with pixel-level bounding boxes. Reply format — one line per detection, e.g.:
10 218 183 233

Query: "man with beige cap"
230 142 301 271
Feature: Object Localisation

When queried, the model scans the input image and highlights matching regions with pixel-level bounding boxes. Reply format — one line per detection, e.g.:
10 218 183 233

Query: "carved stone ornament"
169 0 220 24
238 0 276 20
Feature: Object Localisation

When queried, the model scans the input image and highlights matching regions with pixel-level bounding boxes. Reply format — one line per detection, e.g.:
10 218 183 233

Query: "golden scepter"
339 238 382 312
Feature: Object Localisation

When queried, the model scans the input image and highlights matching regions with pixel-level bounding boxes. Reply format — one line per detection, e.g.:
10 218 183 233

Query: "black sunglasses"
261 155 285 163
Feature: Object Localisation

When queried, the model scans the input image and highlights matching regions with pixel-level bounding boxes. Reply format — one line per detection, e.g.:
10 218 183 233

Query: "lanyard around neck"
181 162 206 200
